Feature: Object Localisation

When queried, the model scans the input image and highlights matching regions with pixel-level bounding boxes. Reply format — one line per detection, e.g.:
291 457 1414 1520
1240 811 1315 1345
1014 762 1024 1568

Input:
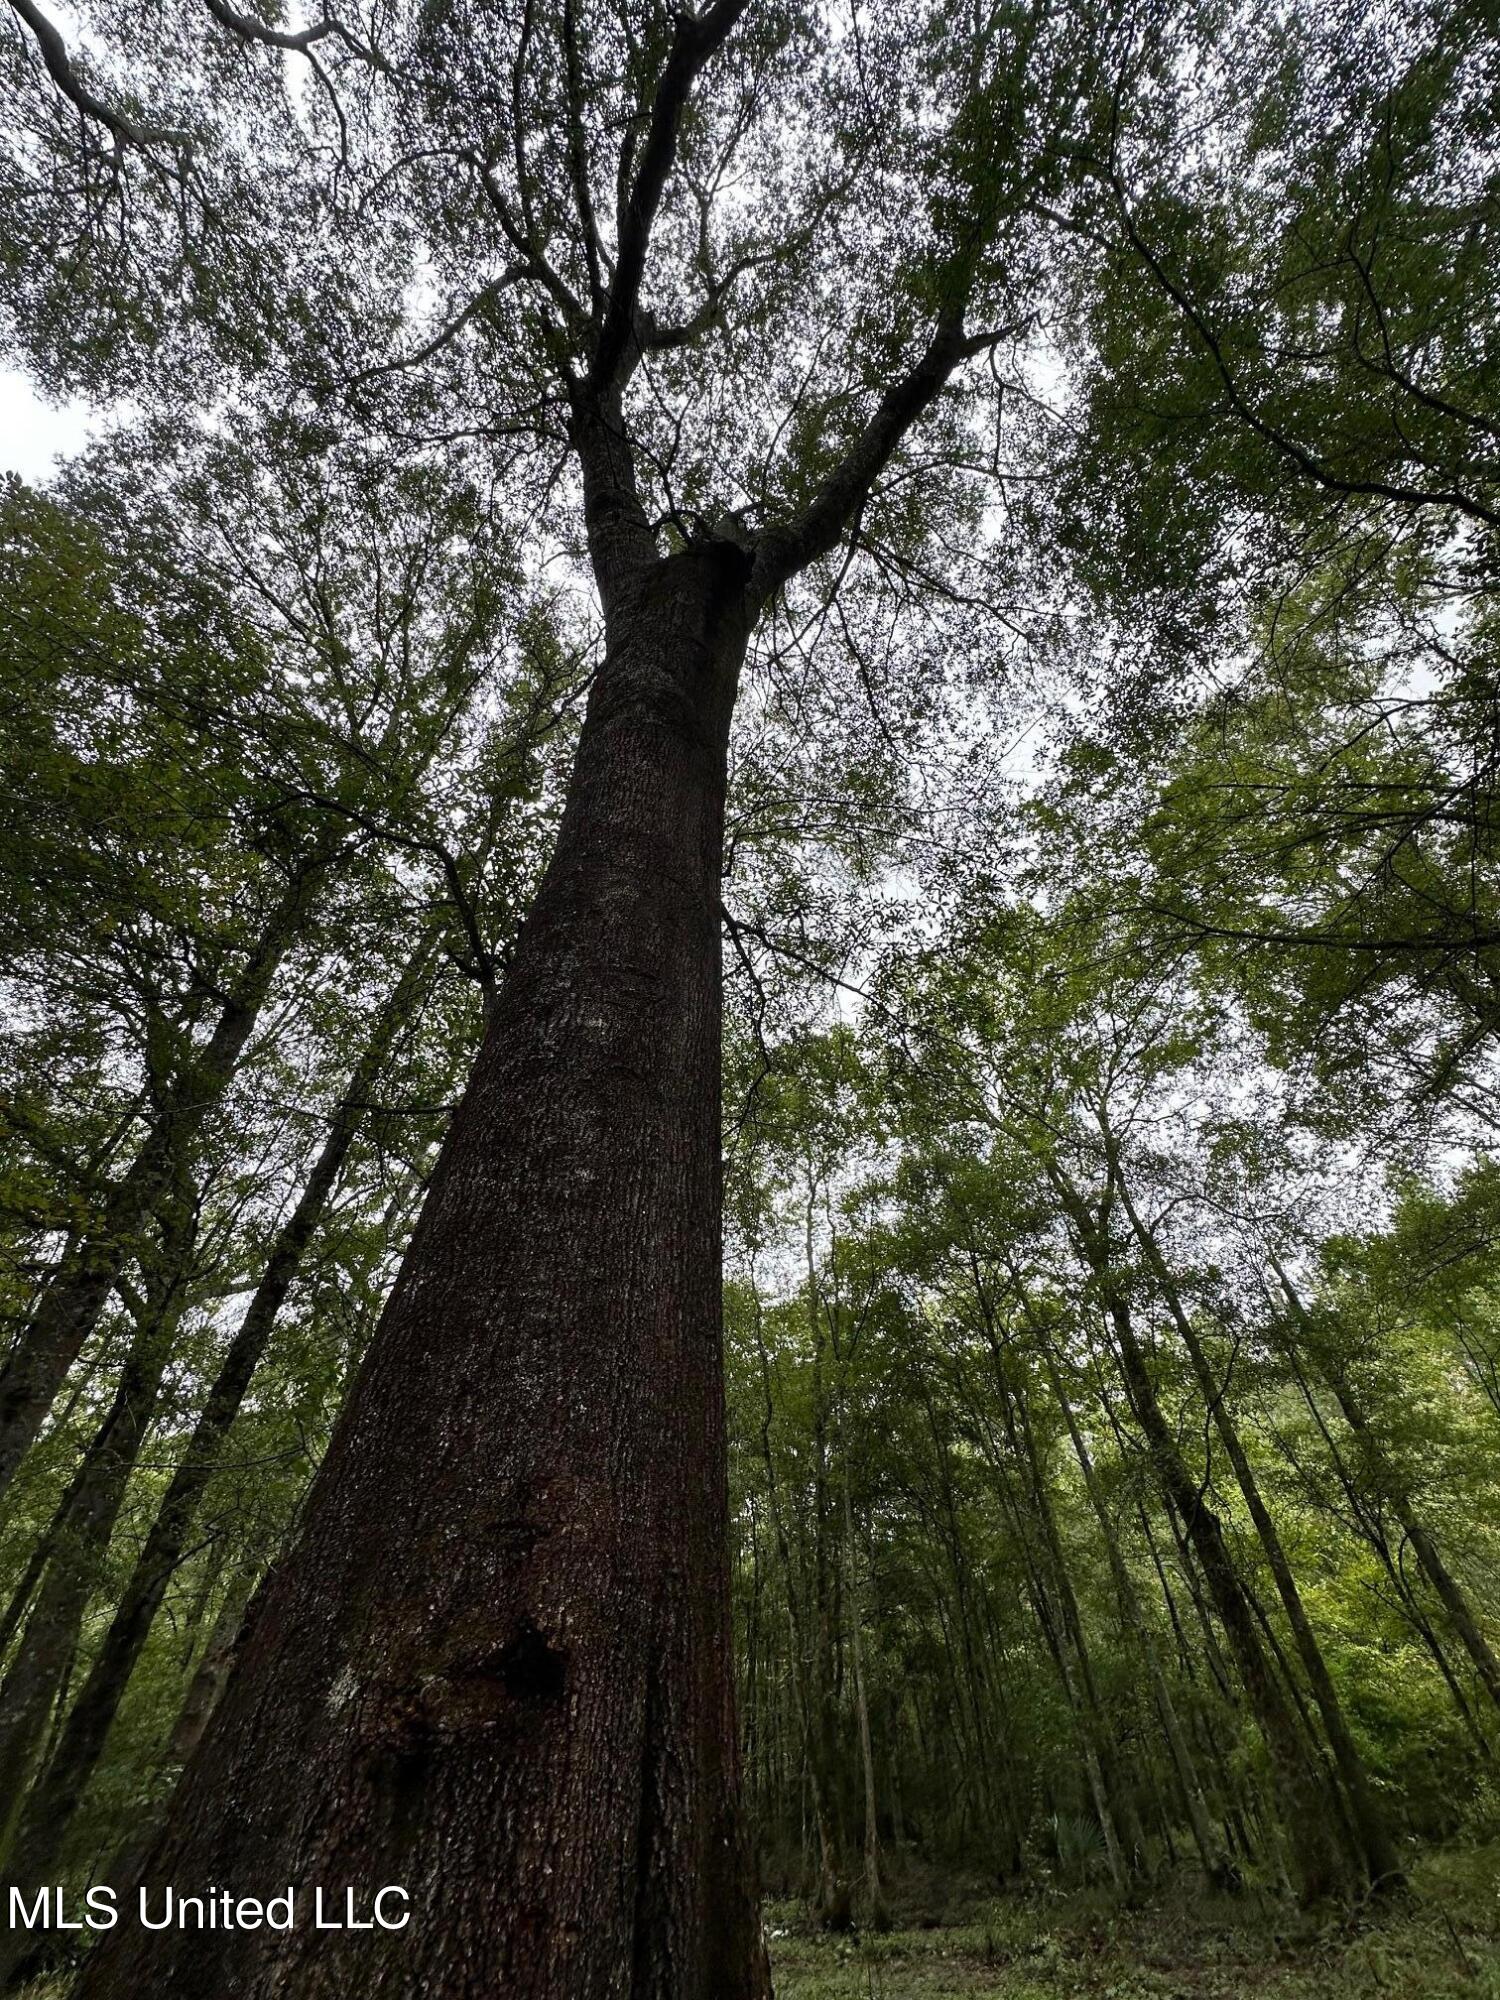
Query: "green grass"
767 1849 1500 1999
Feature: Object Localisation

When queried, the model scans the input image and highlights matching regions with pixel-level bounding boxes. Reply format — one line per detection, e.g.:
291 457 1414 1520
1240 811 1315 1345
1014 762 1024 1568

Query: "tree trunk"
166 1571 257 1772
0 1202 195 1880
1049 1167 1348 1904
1113 1182 1401 1892
0 1576 267 2000
803 1185 851 1929
73 545 770 2000
749 1296 843 1926
911 1361 1022 1874
0 943 436 1918
1004 1347 1135 1889
964 1300 1130 1892
1275 1256 1500 1715
1042 1346 1236 1892
1273 1311 1496 1759
1107 1305 1341 1899
0 862 322 1502
841 1476 886 1929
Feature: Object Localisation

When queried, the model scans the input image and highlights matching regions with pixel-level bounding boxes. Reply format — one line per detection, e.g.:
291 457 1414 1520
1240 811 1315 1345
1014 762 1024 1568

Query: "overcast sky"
0 368 95 481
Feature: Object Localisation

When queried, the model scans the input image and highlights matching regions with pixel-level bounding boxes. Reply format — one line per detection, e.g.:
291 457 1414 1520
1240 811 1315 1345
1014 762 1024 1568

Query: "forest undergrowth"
767 1850 1500 2000
15 1857 1500 2000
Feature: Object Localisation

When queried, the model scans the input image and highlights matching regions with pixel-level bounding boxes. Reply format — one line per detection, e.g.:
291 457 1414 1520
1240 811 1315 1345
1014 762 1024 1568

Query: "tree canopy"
2 0 1500 1994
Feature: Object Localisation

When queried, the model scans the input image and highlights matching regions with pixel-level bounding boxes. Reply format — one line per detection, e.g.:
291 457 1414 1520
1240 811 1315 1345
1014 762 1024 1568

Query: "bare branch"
560 0 606 313
469 154 589 341
638 244 779 351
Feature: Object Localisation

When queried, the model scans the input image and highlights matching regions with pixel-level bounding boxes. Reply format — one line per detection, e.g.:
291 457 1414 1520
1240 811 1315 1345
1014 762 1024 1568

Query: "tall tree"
1 2 1126 1992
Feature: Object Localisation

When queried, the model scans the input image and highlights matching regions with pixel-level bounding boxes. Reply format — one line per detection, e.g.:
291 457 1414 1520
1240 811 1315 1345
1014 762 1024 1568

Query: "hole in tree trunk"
489 1621 568 1702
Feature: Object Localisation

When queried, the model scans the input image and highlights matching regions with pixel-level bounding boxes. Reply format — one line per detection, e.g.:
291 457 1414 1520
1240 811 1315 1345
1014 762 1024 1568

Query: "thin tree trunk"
1007 1352 1136 1888
167 1572 257 1772
0 937 438 1912
1049 1164 1348 1904
7 1571 266 2000
0 1202 195 1874
74 546 770 2000
802 1185 850 1928
0 862 322 1503
911 1363 1022 1873
1272 1317 1495 1759
841 1479 887 1929
1111 1179 1401 1892
963 1301 1130 1892
750 1296 842 1925
1041 1344 1236 1891
1275 1256 1500 1714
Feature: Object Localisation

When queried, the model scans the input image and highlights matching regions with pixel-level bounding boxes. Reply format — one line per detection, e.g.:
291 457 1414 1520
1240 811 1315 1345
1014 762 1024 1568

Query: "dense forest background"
1 0 1499 1993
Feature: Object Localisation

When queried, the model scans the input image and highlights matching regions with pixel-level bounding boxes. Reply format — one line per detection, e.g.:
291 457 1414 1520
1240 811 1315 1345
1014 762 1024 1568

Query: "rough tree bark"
74 544 772 2000
41 1 1001 1976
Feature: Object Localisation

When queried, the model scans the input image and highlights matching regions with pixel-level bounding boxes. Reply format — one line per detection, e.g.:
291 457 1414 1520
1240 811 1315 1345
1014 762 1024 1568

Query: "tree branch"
199 0 393 74
8 0 191 151
469 154 588 343
587 0 751 394
637 243 779 351
1102 168 1500 532
751 314 1027 603
560 0 606 314
343 269 530 388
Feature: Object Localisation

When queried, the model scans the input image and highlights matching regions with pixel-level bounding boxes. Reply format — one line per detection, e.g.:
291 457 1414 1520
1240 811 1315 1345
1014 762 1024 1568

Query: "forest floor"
766 1846 1500 1999
13 1848 1500 1997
